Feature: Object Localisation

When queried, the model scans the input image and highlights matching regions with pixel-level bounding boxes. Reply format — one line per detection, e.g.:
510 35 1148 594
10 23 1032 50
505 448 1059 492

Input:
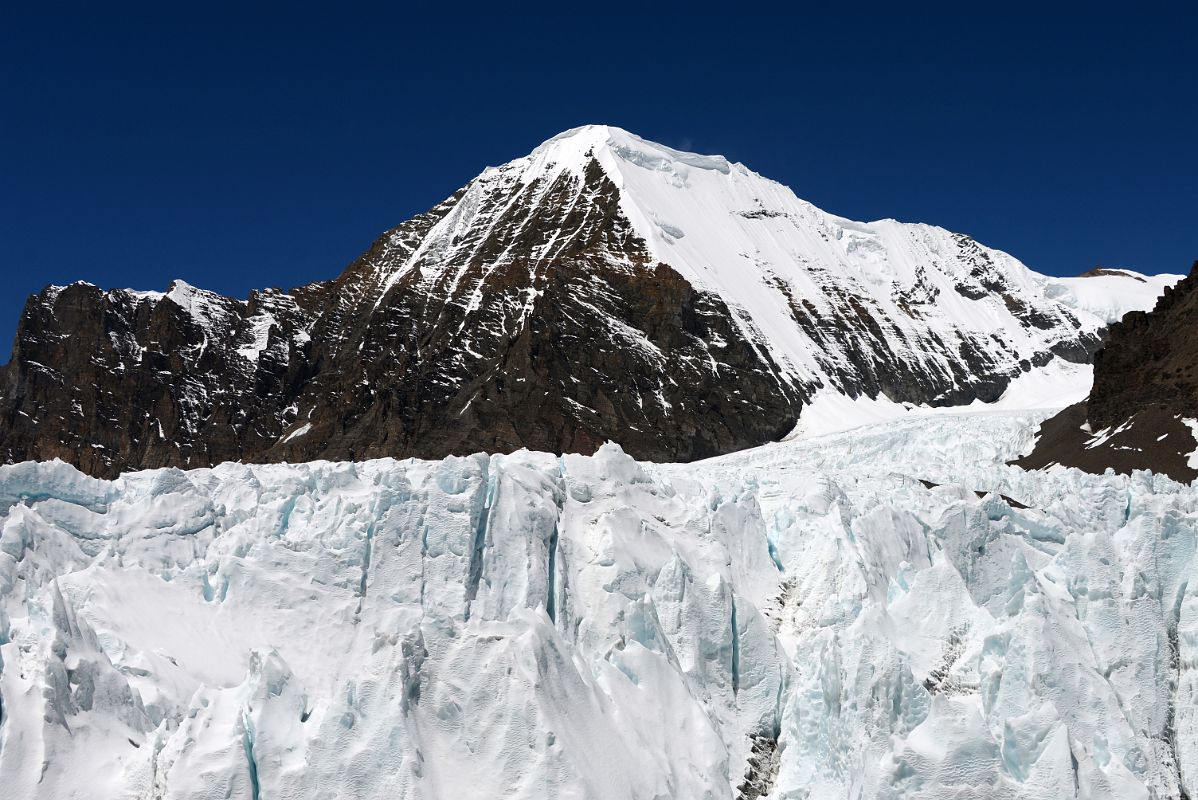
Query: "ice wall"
0 411 1195 799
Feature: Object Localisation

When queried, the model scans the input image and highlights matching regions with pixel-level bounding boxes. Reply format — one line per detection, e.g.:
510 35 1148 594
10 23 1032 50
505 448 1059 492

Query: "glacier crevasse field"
0 411 1195 799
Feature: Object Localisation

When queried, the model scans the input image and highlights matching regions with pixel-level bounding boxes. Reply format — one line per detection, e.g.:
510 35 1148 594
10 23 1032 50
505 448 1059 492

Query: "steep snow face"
572 125 1172 384
373 124 1172 402
2 411 1197 799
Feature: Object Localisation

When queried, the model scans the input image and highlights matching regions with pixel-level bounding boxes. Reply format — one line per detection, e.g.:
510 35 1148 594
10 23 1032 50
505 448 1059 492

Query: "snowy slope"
374 124 1175 398
1045 270 1183 324
2 410 1196 799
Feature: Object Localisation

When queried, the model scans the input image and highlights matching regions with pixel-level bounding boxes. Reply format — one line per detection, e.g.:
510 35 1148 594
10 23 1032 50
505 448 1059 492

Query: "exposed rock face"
1089 263 1198 429
1015 261 1198 482
1078 266 1146 281
0 126 1160 477
0 155 800 477
0 281 317 477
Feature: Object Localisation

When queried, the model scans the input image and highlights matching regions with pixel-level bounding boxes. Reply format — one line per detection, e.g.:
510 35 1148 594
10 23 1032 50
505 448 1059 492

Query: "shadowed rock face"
1015 261 1198 482
1088 263 1198 430
0 160 803 478
0 280 324 477
0 134 1124 478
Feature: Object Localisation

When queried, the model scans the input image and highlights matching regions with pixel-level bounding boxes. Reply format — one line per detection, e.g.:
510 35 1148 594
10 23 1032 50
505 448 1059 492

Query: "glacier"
1 410 1196 799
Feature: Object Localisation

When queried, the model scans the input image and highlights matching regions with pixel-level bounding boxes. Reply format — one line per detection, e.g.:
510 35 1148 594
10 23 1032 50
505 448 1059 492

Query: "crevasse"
0 409 1196 799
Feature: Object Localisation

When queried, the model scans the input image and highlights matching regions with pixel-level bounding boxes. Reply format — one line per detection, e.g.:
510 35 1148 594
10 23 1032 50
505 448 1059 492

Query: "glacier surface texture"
0 411 1196 799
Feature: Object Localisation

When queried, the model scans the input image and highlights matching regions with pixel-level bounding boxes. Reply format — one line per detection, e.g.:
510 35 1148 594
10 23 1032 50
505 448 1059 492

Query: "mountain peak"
528 125 734 179
1 125 1180 479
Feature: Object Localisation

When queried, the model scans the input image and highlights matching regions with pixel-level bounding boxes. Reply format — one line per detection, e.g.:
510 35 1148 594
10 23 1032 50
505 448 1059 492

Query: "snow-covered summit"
527 124 736 177
515 124 1175 329
376 124 1174 393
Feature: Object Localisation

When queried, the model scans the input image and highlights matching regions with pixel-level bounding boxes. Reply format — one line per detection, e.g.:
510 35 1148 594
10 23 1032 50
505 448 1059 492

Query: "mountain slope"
1015 261 1198 481
0 126 1177 476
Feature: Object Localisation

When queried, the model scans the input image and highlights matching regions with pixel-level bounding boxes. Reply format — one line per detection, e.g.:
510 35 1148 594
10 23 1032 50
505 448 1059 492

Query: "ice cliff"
1 410 1195 799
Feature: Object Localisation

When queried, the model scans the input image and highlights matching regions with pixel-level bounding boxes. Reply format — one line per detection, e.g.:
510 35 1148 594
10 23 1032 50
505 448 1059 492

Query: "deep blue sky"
2 3 1195 345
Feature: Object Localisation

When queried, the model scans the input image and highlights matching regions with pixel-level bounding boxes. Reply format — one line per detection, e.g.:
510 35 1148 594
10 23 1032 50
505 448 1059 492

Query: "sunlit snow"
1 406 1196 798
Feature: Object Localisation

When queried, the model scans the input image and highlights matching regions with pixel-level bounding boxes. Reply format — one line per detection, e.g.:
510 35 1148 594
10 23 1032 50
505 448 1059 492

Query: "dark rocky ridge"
0 158 803 477
1078 267 1147 282
1015 261 1198 482
0 134 1122 478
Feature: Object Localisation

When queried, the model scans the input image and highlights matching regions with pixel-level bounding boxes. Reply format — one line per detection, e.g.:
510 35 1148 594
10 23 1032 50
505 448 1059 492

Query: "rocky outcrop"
1015 261 1198 482
1088 263 1198 429
0 281 317 476
0 157 802 477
